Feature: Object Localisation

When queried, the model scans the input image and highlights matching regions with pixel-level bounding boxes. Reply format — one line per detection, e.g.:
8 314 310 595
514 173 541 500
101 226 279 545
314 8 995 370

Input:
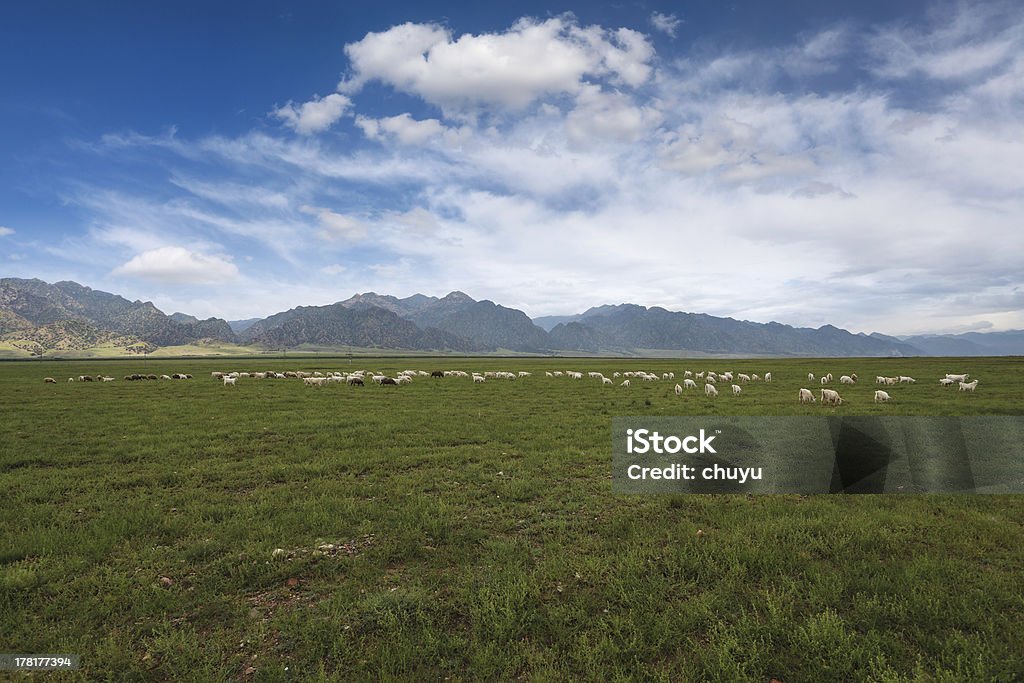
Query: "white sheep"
808 373 815 382
738 373 751 383
764 372 772 383
876 376 887 384
684 370 693 378
821 377 829 385
620 379 630 387
946 373 969 382
473 375 486 384
223 376 237 387
821 388 843 406
602 377 613 385
799 388 815 403
732 384 742 395
959 379 978 392
675 384 683 396
874 390 891 402
683 379 697 389
705 384 719 397
899 376 916 383
840 375 855 384
939 378 956 386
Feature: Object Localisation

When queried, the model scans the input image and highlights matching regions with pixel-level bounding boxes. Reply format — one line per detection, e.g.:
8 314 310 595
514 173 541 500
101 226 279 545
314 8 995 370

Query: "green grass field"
2 356 1022 681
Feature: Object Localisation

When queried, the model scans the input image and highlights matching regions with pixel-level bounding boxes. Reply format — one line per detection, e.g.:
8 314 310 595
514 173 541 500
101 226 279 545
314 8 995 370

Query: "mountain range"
1 277 1021 357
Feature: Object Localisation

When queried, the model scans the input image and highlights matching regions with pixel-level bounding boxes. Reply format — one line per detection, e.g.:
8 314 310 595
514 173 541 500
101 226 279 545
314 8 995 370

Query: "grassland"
1 356 1022 681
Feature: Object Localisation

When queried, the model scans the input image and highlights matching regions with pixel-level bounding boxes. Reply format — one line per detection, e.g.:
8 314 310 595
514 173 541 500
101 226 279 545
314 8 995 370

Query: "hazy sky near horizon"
1 0 1022 335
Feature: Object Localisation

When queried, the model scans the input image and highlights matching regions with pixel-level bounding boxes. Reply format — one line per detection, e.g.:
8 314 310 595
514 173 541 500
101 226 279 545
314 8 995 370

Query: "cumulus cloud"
274 93 351 134
72 6 1024 334
650 12 681 38
355 113 447 145
300 205 367 240
111 246 239 284
338 16 655 112
0 226 14 237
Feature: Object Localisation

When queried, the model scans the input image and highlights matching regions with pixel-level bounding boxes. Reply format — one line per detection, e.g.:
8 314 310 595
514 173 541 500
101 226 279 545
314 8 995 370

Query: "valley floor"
1 356 1022 681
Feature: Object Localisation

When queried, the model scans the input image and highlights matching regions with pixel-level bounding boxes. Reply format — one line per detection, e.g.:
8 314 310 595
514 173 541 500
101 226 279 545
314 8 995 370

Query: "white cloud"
300 205 367 240
67 7 1024 335
111 246 239 284
273 93 351 134
0 226 14 237
650 12 681 38
321 264 346 276
355 113 446 145
565 86 663 147
338 16 654 112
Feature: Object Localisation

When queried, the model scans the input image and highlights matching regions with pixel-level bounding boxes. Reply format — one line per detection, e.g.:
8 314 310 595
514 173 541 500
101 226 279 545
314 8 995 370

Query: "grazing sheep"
732 384 742 395
684 371 692 378
705 384 719 397
223 376 237 387
101 376 115 382
705 375 717 384
898 376 916 383
675 384 683 396
473 375 485 384
799 388 815 403
821 377 829 385
939 378 956 386
161 375 171 380
602 377 613 385
946 373 969 382
764 372 772 383
738 373 751 383
211 372 224 379
808 373 815 382
683 379 697 389
620 380 630 387
380 377 398 385
695 372 704 379
44 377 56 384
876 376 887 384
751 373 760 381
347 377 364 386
840 375 855 384
68 377 74 382
826 373 833 382
874 390 891 403
959 380 979 392
821 388 843 406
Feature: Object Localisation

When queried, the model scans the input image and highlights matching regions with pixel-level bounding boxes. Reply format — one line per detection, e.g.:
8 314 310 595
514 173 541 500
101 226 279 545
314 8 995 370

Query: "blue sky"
1 0 1021 335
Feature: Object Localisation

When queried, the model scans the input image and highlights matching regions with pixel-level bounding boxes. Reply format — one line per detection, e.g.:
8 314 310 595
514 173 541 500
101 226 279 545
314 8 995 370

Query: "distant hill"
898 330 1024 356
242 302 479 352
340 291 552 352
0 278 236 352
3 278 1021 356
545 304 922 356
227 317 263 334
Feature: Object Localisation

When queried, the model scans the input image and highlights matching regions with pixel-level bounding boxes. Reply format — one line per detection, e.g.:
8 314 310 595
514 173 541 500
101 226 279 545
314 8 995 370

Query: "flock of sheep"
42 367 980 407
45 373 193 383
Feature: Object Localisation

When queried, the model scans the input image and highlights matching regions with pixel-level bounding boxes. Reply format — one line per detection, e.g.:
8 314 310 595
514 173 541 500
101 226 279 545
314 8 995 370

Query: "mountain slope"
547 304 922 356
243 302 479 351
0 278 237 348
